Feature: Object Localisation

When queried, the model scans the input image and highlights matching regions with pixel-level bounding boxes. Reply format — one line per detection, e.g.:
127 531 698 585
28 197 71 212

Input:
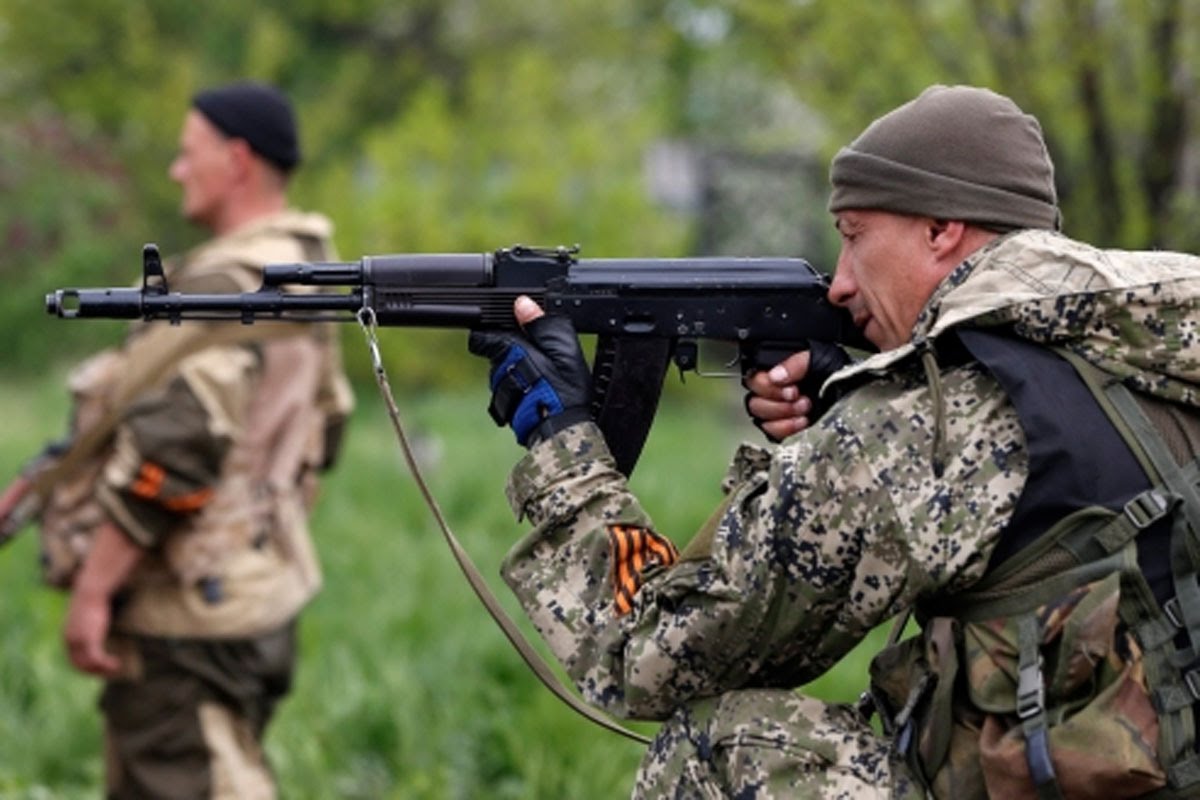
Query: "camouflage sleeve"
95 343 258 548
501 361 1028 720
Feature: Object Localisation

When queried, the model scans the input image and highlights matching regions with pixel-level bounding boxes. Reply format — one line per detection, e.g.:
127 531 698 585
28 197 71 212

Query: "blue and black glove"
468 315 593 447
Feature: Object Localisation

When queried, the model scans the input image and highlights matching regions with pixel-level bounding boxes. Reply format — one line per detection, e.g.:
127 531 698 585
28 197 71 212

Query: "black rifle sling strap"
356 309 653 745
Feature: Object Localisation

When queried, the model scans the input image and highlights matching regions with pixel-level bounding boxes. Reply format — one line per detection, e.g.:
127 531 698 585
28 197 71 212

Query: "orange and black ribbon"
129 460 214 513
608 523 679 615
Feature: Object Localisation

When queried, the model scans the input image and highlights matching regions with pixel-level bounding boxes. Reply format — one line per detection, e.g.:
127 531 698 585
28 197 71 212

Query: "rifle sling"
31 321 313 498
356 309 653 746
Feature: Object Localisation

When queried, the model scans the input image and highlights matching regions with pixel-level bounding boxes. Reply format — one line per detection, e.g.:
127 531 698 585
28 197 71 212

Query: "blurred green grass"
0 363 889 799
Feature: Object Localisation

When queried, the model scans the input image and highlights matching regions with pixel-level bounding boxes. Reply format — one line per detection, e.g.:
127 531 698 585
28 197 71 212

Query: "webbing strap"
1168 753 1200 789
1017 615 1065 799
1047 349 1200 790
30 321 312 499
1158 681 1199 714
1106 490 1180 653
1107 386 1200 647
356 309 651 746
1101 379 1200 787
1141 615 1186 652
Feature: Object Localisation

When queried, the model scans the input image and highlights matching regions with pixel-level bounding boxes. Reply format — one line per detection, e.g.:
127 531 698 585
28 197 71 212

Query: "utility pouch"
874 570 1167 799
868 616 964 794
965 571 1165 799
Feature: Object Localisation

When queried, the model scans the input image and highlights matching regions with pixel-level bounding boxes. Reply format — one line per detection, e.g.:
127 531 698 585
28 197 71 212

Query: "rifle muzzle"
46 289 145 319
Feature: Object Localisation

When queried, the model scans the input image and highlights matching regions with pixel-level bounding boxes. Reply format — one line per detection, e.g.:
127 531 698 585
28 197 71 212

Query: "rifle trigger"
673 340 698 378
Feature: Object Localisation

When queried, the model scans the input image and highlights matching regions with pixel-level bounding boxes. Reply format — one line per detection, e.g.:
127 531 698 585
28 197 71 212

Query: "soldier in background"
470 85 1200 797
1 81 352 799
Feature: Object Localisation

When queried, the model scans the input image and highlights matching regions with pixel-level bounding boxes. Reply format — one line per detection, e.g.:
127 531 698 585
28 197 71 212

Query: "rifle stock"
47 243 870 475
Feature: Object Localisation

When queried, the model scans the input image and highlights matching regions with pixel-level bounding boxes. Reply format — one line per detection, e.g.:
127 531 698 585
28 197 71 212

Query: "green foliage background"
0 371 890 798
0 0 1197 796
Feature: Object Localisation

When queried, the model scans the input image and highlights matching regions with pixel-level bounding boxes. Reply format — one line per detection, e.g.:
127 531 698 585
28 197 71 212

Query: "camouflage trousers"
633 689 921 799
101 623 296 800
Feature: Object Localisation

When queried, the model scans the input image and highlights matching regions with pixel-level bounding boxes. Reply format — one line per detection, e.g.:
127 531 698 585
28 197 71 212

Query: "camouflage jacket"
500 229 1200 721
93 210 354 638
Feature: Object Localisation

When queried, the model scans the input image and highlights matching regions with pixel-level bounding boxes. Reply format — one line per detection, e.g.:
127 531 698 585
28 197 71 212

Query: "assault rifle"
46 243 870 475
40 241 870 742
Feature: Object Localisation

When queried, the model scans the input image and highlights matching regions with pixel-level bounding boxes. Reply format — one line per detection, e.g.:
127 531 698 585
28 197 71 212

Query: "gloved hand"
800 340 855 411
742 340 854 443
468 304 593 447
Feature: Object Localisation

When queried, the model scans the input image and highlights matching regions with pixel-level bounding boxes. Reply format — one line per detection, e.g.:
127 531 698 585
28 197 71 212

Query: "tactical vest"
31 220 353 639
868 329 1200 799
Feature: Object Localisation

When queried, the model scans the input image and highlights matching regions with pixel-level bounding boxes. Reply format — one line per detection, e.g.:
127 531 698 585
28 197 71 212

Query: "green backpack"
867 346 1200 799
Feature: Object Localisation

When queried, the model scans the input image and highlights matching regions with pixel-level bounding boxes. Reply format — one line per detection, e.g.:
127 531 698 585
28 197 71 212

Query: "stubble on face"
834 210 948 350
168 111 235 230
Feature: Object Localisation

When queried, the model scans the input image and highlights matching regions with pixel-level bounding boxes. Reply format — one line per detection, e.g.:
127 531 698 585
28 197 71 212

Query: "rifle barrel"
46 288 363 321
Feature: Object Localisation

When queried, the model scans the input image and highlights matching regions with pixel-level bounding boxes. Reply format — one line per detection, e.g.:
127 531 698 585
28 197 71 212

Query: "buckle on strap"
1166 597 1186 629
1017 655 1047 721
1124 489 1175 529
1185 668 1200 701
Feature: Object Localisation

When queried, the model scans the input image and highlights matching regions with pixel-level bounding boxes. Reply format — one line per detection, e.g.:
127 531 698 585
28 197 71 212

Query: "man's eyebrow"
834 217 859 234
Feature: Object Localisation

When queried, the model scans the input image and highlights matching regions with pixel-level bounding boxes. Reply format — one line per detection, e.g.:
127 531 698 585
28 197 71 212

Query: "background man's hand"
62 521 144 678
64 586 121 677
0 475 34 540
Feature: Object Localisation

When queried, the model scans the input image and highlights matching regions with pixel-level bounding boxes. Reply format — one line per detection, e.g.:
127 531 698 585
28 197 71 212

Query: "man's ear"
926 218 967 256
227 138 257 182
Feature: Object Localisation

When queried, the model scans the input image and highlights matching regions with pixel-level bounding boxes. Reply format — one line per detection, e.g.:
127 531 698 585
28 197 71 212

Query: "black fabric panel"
955 329 1172 606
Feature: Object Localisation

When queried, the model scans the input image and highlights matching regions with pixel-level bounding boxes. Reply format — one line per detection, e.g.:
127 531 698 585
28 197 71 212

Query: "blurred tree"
716 0 1199 250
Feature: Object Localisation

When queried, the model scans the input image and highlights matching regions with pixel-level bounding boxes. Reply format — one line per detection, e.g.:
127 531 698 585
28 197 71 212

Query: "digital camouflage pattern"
504 364 1026 722
634 689 911 799
500 229 1200 797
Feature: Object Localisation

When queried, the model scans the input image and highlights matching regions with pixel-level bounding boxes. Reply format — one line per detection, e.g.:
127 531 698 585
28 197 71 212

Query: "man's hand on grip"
469 296 593 447
743 341 854 443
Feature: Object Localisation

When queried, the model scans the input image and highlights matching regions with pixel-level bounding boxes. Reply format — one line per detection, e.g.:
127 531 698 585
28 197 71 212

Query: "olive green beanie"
828 85 1061 230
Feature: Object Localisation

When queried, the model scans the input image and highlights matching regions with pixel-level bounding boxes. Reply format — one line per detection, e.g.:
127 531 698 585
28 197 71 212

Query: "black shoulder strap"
954 329 1158 571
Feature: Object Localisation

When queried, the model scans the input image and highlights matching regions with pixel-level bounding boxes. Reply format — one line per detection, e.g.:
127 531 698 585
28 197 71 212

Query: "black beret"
192 81 301 173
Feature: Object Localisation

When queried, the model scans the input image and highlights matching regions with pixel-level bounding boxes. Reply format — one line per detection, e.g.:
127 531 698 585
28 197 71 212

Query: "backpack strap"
1057 348 1200 789
30 321 311 500
1016 613 1065 799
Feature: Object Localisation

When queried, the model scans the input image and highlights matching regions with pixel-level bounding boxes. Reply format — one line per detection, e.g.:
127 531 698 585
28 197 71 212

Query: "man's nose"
827 255 855 308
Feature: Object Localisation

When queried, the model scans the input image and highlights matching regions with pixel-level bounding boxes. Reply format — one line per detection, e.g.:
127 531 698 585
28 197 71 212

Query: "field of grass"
0 365 889 799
